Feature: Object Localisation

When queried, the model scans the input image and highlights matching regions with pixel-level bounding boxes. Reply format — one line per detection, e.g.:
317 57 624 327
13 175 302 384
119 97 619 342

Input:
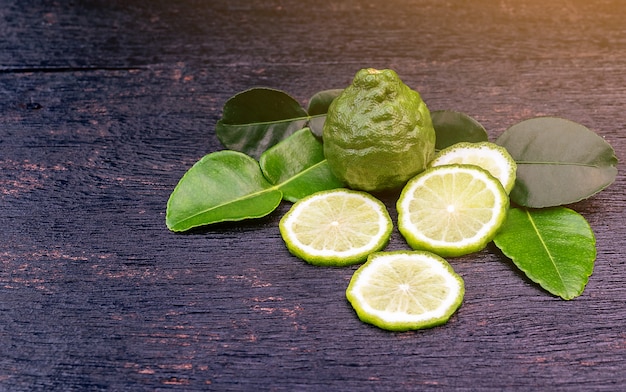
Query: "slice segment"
279 188 392 266
430 141 517 193
346 250 464 331
397 164 509 257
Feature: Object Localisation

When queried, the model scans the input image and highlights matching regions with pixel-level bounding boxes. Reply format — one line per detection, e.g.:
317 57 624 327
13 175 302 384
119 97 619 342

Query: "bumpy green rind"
323 68 436 192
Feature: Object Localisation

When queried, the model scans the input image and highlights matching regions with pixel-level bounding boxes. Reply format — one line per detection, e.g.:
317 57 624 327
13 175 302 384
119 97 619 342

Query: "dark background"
1 1 625 390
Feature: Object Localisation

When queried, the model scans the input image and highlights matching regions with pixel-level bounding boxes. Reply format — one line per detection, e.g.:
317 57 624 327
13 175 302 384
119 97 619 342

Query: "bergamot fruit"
430 141 517 194
279 189 393 266
397 164 509 257
323 68 436 192
346 250 464 331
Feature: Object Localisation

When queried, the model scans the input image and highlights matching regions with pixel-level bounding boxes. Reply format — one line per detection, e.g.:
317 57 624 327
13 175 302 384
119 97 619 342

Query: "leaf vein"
222 115 311 127
276 160 327 188
525 209 566 289
515 161 605 168
174 187 281 226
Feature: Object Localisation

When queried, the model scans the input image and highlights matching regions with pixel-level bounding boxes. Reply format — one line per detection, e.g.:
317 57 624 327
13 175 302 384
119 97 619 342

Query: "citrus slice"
397 164 509 257
279 189 393 266
346 250 464 331
430 141 517 193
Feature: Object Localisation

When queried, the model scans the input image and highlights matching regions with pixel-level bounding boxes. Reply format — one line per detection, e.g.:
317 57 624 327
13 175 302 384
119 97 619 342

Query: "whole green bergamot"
323 68 436 192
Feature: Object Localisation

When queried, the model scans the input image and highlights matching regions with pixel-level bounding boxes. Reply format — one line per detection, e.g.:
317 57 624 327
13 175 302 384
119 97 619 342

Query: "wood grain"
1 0 625 390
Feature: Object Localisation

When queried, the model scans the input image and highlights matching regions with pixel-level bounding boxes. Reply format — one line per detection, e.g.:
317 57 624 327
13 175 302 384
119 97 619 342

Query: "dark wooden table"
1 1 625 390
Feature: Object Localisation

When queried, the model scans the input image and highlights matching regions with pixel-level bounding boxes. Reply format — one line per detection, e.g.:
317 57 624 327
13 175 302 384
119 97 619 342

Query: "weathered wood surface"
1 0 625 390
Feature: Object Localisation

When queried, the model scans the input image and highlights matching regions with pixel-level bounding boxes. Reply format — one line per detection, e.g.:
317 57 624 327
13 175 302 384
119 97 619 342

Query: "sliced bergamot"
346 250 464 331
279 188 393 266
430 141 517 193
397 164 509 257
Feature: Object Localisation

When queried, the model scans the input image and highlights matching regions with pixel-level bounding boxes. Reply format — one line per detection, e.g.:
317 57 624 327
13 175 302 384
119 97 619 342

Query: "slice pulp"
346 250 464 331
430 141 517 193
279 188 392 266
397 164 509 257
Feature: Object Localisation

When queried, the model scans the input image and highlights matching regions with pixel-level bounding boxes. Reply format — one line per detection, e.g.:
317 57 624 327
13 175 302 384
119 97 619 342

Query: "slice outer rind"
397 164 509 257
430 141 517 194
346 250 464 331
279 188 393 266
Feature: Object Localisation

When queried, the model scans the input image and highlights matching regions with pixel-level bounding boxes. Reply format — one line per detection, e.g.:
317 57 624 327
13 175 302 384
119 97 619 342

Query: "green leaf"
308 115 327 140
431 110 488 151
493 207 596 300
216 88 310 159
166 151 283 232
307 89 343 139
260 128 344 202
307 88 343 115
496 117 618 208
